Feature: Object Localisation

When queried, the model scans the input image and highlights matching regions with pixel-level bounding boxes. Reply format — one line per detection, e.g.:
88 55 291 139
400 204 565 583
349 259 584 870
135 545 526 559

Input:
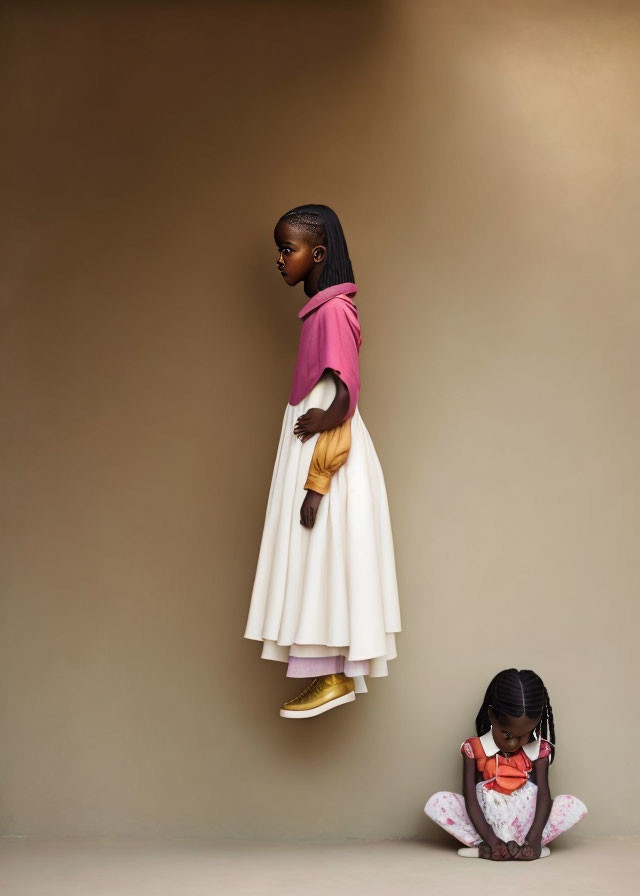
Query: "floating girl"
245 204 401 718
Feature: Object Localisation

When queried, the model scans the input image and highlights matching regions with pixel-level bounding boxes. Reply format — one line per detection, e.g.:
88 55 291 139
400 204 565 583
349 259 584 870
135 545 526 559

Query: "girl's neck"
303 268 323 298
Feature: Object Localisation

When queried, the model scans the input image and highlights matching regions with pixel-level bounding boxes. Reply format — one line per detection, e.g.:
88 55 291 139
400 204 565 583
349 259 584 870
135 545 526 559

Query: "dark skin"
274 220 350 529
463 708 552 861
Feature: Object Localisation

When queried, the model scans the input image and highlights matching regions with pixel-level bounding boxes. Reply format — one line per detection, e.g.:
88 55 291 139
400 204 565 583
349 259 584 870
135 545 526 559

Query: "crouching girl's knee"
557 794 588 815
424 792 447 820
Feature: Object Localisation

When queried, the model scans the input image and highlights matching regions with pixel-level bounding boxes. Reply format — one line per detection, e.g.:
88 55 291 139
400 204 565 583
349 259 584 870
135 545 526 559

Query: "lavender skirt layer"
287 655 370 678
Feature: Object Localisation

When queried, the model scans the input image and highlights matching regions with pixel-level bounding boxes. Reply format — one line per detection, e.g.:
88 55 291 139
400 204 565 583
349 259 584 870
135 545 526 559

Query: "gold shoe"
280 673 356 719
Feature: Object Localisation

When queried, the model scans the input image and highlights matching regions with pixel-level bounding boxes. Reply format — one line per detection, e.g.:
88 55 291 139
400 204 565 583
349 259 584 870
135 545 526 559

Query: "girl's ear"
312 245 327 263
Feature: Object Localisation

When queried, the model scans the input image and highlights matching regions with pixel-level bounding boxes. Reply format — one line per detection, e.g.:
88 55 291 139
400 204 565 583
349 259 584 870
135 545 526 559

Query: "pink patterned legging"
425 786 588 847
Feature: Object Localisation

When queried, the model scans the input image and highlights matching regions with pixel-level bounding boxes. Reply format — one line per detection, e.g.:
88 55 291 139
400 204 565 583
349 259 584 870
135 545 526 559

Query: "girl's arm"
294 370 350 439
462 756 510 860
295 370 351 529
299 421 351 528
517 757 552 859
298 394 351 530
304 419 351 496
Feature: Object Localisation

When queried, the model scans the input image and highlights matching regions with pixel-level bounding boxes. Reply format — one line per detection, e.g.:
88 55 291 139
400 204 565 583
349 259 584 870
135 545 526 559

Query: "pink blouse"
289 282 362 421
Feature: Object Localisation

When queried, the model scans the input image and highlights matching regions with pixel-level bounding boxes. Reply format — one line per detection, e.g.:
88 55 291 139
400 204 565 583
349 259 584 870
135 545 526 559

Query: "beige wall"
1 0 638 839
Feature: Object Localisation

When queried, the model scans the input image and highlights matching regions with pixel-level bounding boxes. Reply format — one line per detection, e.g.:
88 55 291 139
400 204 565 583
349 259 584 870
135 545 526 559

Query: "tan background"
1 0 638 840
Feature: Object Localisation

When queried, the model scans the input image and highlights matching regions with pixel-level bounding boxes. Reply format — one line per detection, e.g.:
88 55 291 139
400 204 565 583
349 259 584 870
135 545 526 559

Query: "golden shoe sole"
280 691 356 719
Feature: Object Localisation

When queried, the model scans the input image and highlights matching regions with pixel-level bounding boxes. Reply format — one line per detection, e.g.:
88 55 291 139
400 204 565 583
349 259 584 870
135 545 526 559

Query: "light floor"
1 836 638 895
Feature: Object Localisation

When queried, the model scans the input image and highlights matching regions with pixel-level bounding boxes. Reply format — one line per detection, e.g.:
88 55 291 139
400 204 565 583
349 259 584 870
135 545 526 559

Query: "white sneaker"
457 846 551 859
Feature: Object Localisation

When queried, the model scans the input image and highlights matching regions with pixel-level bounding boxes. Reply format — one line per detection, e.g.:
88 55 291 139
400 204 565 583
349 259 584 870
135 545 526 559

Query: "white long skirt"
244 372 401 682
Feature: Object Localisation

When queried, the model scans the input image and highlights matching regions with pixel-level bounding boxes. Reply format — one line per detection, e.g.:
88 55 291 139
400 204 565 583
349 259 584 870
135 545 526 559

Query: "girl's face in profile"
274 220 325 287
488 706 541 756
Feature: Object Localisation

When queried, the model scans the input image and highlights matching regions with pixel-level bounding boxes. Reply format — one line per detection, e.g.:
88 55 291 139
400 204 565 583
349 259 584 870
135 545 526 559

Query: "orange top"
461 731 552 795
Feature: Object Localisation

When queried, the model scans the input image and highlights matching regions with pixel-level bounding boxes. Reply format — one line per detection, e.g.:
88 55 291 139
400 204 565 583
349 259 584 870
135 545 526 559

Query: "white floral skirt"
425 782 588 846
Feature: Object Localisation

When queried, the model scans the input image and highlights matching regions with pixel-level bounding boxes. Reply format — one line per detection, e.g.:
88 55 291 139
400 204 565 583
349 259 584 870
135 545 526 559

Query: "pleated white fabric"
245 372 401 678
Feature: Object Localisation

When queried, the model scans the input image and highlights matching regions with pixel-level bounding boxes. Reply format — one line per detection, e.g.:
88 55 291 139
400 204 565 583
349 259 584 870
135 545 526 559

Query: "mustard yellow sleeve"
304 419 352 495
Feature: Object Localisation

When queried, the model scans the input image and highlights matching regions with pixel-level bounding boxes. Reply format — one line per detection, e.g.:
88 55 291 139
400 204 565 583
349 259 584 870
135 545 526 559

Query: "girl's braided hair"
276 204 355 290
475 668 556 762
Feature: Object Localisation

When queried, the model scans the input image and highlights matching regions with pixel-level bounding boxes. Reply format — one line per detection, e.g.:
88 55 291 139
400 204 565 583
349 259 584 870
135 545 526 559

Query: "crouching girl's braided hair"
475 668 556 762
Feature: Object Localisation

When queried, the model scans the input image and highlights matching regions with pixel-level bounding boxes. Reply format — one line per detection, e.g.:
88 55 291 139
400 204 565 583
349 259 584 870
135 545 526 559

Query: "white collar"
479 729 541 761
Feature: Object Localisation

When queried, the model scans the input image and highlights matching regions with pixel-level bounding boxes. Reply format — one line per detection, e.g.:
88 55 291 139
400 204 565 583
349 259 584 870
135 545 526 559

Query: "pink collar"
298 282 358 319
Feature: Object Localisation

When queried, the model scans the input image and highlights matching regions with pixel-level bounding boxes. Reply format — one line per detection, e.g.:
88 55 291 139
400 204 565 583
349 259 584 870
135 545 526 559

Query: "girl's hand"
491 839 511 861
513 838 542 861
294 408 326 441
300 490 323 528
506 840 521 858
479 839 510 861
